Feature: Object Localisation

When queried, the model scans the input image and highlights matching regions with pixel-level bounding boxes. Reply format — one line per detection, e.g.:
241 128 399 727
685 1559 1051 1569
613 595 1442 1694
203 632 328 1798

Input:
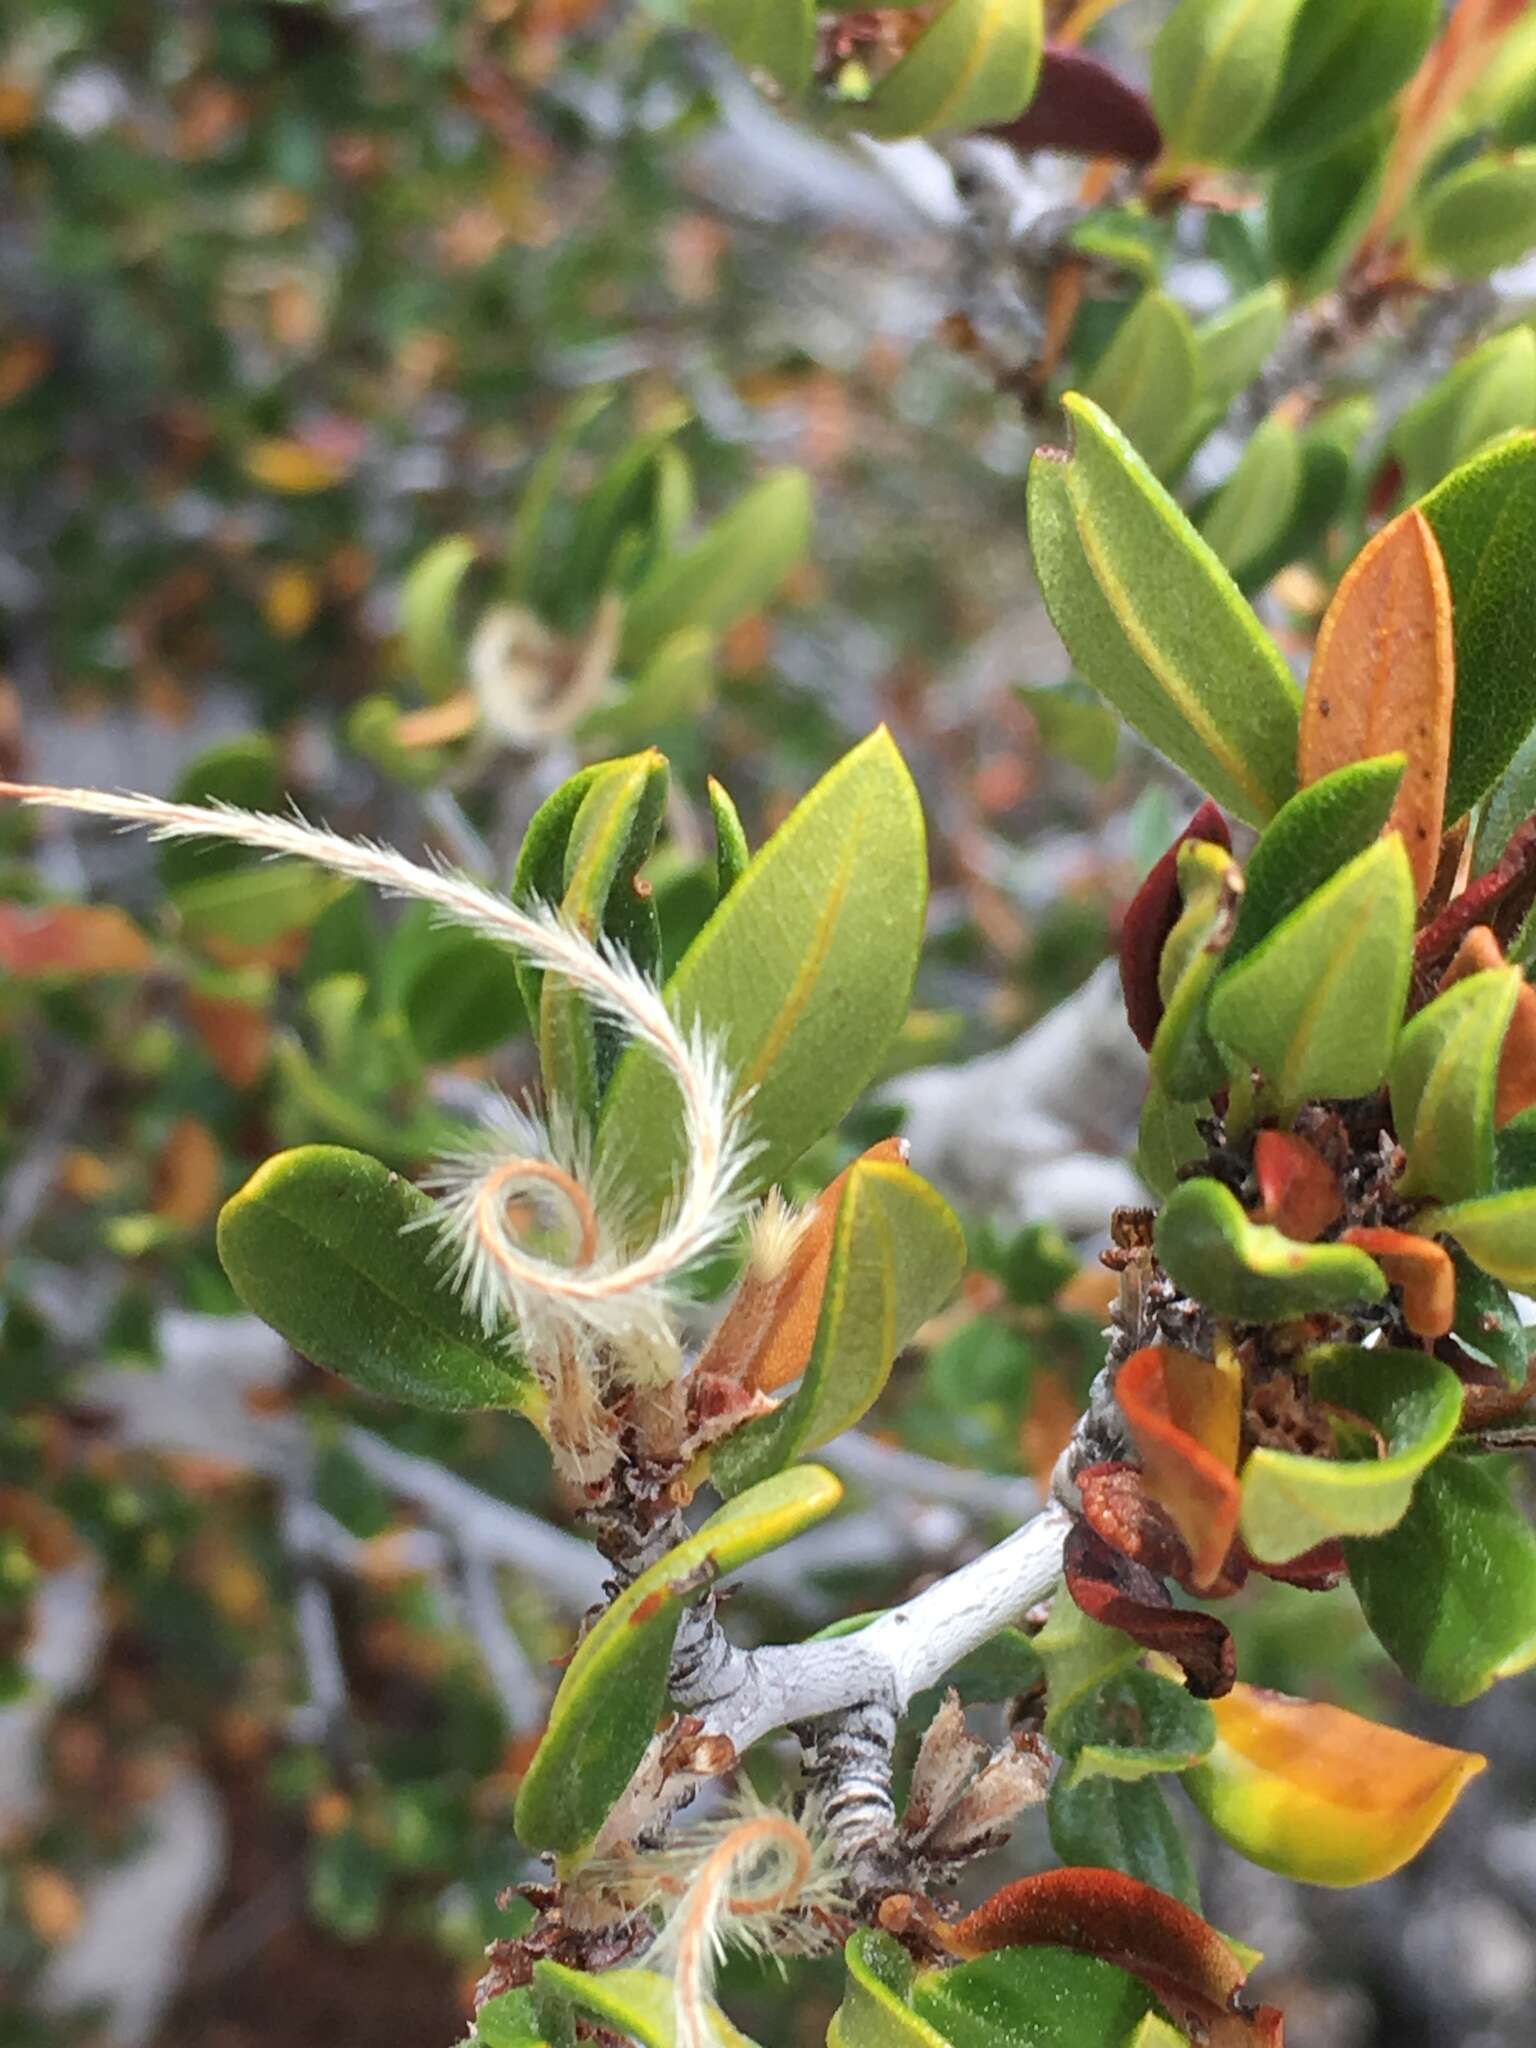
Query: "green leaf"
1048 1775 1201 1914
514 1466 842 1861
1242 0 1437 167
1497 1104 1536 1187
1347 1453 1536 1702
1420 429 1536 821
1392 967 1520 1201
534 1963 758 2048
711 1155 965 1494
1155 1178 1387 1324
1421 1183 1536 1287
216 1145 537 1414
399 535 476 702
386 907 527 1064
1151 0 1307 167
536 752 669 1120
620 469 809 668
1239 1344 1463 1564
1449 1247 1529 1386
1035 1587 1139 1742
855 0 1044 140
1267 115 1388 296
1473 722 1536 872
1053 1666 1215 1787
1148 844 1237 1104
1417 150 1536 281
1198 414 1302 584
1194 284 1287 410
913 1948 1154 2048
1238 398 1372 590
159 737 282 892
157 738 343 944
1205 833 1415 1105
707 776 750 899
1137 1083 1206 1200
474 1992 548 2048
584 627 715 748
600 729 928 1207
1081 292 1204 481
830 1931 951 2048
558 405 691 610
1028 394 1301 825
1394 328 1536 502
507 388 612 608
1122 2019 1191 2048
1226 755 1404 967
688 0 815 96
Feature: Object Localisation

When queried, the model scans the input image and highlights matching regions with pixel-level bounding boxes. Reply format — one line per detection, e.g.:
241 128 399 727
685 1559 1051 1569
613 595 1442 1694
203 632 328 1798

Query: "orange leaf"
1251 1129 1344 1241
1299 507 1455 899
1186 1684 1485 1887
152 1117 222 1230
0 902 152 979
1020 1367 1080 1494
1339 1226 1456 1338
695 1139 908 1395
1117 1345 1241 1592
901 1867 1282 2047
1440 925 1536 1125
185 991 272 1090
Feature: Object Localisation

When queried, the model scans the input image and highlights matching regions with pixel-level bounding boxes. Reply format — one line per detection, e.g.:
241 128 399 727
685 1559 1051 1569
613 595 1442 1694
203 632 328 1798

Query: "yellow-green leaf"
1082 292 1204 481
1417 150 1536 281
399 535 476 702
1392 966 1520 1201
514 1466 842 1862
620 469 809 667
1421 1183 1536 1287
534 1963 759 2048
830 1931 951 2048
1150 0 1307 168
856 0 1044 141
1155 1178 1387 1324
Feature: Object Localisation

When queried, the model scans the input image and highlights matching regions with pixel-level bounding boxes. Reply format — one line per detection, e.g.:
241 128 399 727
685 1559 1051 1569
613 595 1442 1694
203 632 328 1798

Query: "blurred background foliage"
3 4 1536 2047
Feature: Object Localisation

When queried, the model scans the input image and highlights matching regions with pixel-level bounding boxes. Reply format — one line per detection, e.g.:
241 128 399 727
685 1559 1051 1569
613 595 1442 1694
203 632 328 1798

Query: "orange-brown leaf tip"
1116 1346 1241 1593
1251 1129 1345 1241
1339 1226 1456 1338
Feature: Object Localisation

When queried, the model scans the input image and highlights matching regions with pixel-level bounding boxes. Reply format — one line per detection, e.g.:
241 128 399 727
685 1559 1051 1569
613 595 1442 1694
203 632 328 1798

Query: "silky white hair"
0 782 754 1380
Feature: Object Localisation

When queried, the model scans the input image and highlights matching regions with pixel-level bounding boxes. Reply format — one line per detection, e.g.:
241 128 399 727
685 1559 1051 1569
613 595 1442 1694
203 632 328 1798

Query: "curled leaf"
1117 1347 1241 1591
1156 1177 1387 1324
1184 1683 1485 1885
1338 1227 1455 1337
1064 1521 1235 1699
1119 799 1232 1050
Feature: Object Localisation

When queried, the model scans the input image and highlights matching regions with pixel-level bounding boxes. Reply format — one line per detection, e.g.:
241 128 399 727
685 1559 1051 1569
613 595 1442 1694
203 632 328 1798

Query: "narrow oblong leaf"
1420 428 1536 821
1227 754 1404 967
514 1466 842 1861
1391 965 1519 1199
1298 508 1455 900
600 729 928 1208
1346 1453 1536 1702
216 1146 538 1416
1156 1178 1387 1324
1194 285 1288 411
711 1155 965 1494
1239 1344 1463 1563
1394 327 1536 501
398 535 476 702
1082 292 1204 481
1200 414 1303 585
1268 115 1388 295
620 469 809 668
1184 1683 1485 1884
1242 0 1438 167
1150 0 1307 167
1119 800 1232 1051
857 0 1044 141
1028 395 1301 825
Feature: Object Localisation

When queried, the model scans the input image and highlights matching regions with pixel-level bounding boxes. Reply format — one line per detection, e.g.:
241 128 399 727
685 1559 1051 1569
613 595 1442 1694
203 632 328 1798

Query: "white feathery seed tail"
0 783 752 1356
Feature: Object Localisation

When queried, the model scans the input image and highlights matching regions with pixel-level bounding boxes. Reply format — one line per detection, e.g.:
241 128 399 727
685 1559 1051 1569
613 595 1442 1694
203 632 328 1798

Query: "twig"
456 1550 548 1736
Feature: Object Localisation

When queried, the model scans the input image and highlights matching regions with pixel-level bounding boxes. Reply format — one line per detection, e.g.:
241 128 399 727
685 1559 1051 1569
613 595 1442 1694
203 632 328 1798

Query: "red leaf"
1415 818 1536 984
1439 925 1536 1125
0 902 151 980
1116 1347 1241 1591
1064 1520 1235 1698
921 1867 1284 2046
1077 1459 1248 1596
986 44 1162 164
1245 1537 1346 1591
1119 800 1231 1050
1252 1130 1344 1242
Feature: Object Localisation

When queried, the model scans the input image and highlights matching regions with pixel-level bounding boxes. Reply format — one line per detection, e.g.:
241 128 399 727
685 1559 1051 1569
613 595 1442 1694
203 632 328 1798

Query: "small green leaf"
1394 328 1536 502
507 388 612 609
1267 115 1388 296
707 776 750 899
1137 1083 1206 1200
830 1931 951 2048
159 736 282 892
1122 2018 1191 2048
1205 834 1414 1105
1194 284 1288 410
711 1156 965 1494
1054 1666 1216 1787
688 0 815 96
856 0 1044 140
582 627 715 748
1420 429 1536 821
1392 967 1520 1201
1199 414 1303 584
1449 1247 1529 1387
1242 0 1437 167
1473 722 1536 872
386 907 526 1064
1347 1453 1536 1702
600 729 928 1207
1082 292 1204 481
514 1466 842 1861
474 1993 548 2048
558 406 691 610
1028 394 1301 825
1239 1344 1463 1564
1048 1775 1201 1914
1148 844 1237 1104
535 1963 758 2048
1421 1183 1536 1287
1238 398 1372 590
620 469 809 668
1497 1104 1536 1187
216 1146 537 1415
1156 1178 1387 1324
1035 1588 1139 1742
1151 0 1307 167
1226 755 1404 967
913 1948 1154 2048
1417 150 1536 281
399 536 477 701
